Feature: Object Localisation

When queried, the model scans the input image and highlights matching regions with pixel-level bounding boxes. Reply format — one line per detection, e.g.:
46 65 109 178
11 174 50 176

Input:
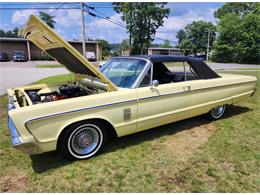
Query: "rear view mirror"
151 80 159 88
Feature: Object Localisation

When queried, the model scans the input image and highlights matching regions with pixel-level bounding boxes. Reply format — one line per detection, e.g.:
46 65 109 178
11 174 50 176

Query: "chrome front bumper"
8 116 22 146
8 117 39 154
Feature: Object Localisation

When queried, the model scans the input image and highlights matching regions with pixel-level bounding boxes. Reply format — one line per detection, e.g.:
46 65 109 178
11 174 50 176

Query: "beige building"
121 47 182 56
0 37 102 61
148 47 182 55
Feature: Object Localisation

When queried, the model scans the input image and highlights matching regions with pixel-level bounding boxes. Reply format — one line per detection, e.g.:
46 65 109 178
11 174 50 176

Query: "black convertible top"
133 55 220 79
134 54 195 62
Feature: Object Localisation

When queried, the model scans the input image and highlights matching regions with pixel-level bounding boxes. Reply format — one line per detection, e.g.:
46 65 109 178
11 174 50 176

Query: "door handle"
183 86 191 91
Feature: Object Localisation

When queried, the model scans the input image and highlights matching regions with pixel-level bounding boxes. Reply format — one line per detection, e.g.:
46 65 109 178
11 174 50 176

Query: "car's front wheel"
58 121 107 160
207 105 226 120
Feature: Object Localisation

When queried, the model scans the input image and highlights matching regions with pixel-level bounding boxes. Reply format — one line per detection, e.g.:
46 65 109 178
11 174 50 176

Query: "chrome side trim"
24 80 255 126
25 99 137 125
25 90 188 126
139 90 191 101
138 80 256 101
191 80 256 92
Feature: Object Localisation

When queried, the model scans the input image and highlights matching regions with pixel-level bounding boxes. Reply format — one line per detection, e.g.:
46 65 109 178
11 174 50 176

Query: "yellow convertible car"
7 15 257 160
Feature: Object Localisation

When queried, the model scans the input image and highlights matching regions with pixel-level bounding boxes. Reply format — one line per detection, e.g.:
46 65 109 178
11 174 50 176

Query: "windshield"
100 58 147 88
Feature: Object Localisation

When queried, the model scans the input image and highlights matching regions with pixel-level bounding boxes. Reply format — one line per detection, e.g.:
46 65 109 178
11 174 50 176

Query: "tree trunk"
146 18 150 54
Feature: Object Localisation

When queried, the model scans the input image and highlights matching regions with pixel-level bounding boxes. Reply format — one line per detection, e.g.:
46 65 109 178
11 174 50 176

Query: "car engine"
26 84 91 104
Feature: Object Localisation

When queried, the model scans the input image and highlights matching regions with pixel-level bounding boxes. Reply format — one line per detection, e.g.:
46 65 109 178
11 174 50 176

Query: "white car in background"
86 52 96 61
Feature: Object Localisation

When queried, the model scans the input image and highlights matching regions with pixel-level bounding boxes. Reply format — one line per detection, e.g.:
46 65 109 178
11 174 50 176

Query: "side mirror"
151 80 159 88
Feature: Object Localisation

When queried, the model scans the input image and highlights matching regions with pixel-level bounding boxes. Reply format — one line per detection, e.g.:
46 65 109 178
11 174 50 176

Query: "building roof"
148 47 180 50
0 37 99 44
0 37 27 42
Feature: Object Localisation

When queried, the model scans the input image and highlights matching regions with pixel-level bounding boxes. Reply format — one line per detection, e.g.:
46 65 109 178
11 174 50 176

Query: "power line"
84 5 120 9
0 7 79 10
153 37 177 43
48 3 66 15
85 4 125 27
84 6 177 44
0 2 78 5
84 9 126 28
1 3 177 44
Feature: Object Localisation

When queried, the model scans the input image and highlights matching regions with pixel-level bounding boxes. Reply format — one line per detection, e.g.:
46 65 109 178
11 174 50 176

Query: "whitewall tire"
58 121 107 160
208 105 226 120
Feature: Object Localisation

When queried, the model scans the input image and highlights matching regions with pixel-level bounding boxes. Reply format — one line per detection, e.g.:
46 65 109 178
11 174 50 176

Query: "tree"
211 13 241 62
97 39 111 59
212 3 260 64
120 39 129 50
214 2 258 19
0 29 5 37
113 3 170 55
12 27 19 37
176 29 186 46
234 13 260 63
162 39 171 48
176 21 216 56
39 11 56 28
0 28 19 38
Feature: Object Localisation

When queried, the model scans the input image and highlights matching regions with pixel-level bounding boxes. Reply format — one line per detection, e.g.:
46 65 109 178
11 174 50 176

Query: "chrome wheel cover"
211 105 225 119
68 124 103 159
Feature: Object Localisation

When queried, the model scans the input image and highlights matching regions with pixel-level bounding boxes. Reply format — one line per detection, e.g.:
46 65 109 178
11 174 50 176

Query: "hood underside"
19 15 117 91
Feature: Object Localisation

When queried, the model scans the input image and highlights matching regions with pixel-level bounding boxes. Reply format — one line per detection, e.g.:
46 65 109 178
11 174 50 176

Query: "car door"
187 78 227 116
136 65 193 132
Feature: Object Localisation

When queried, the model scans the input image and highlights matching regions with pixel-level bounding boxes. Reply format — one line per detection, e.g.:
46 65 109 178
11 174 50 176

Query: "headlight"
8 96 16 111
8 103 16 110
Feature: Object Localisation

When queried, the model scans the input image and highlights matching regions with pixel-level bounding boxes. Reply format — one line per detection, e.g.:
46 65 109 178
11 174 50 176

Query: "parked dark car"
188 54 207 61
196 54 207 61
13 51 27 62
0 52 9 61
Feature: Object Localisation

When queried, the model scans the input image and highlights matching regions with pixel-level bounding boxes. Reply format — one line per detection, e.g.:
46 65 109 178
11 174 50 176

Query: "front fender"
25 112 116 144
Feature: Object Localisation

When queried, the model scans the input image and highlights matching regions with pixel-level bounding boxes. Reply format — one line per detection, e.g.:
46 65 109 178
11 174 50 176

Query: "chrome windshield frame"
100 57 152 89
132 61 153 88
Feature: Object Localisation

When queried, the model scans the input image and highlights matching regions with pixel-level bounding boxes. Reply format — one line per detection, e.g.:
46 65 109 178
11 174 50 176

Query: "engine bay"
25 83 97 105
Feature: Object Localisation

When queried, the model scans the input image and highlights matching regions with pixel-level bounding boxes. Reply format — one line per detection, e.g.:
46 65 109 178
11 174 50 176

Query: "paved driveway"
207 62 259 70
0 60 259 95
0 61 68 95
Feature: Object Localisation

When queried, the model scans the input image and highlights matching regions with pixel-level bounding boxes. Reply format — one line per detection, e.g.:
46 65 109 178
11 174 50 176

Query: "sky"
0 2 225 45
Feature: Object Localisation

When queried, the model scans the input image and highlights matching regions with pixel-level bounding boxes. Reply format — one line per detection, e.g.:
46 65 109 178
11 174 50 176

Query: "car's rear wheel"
58 121 107 160
207 105 226 120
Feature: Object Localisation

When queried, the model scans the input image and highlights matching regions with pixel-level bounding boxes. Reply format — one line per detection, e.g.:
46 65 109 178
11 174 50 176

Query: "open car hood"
19 15 117 91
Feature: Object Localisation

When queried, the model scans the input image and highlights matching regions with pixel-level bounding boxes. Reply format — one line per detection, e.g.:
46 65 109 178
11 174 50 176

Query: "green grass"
236 68 260 70
0 71 259 192
34 74 75 84
36 64 64 68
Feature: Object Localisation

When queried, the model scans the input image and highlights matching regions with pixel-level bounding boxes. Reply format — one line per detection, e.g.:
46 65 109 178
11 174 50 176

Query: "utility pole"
81 2 86 57
129 9 133 56
206 29 211 61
